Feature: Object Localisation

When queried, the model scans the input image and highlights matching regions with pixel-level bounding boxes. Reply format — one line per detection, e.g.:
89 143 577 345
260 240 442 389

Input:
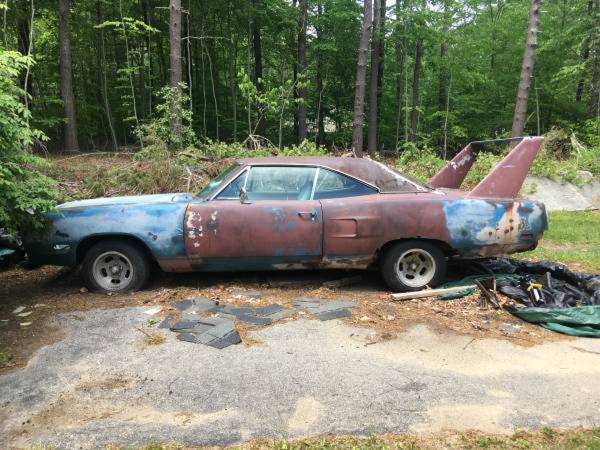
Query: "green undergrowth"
517 210 600 272
47 126 598 202
395 128 599 187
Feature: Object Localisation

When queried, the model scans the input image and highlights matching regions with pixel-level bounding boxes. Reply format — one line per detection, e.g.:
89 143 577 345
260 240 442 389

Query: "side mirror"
239 187 250 204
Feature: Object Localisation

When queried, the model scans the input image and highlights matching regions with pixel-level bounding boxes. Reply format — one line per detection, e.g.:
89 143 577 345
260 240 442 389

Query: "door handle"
297 210 317 221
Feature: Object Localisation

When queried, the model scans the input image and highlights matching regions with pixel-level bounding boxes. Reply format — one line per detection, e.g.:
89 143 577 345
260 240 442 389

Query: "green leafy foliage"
134 84 198 159
0 50 58 236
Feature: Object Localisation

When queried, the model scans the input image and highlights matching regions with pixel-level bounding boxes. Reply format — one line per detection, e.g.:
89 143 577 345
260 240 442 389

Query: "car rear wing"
429 136 544 199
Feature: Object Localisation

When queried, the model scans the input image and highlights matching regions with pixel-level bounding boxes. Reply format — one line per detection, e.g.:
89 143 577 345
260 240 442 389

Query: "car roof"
236 156 428 193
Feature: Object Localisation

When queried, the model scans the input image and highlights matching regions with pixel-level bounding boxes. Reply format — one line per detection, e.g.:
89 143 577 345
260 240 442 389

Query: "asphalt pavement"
1 306 600 449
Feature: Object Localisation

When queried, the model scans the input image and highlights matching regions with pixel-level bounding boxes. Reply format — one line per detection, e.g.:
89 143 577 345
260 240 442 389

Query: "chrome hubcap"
395 248 436 288
92 251 134 291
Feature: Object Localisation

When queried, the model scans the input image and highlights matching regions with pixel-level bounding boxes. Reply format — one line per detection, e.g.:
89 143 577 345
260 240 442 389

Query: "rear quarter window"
313 169 377 200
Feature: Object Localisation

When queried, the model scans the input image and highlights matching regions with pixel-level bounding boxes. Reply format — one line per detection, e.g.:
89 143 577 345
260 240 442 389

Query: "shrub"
395 143 445 183
0 50 58 236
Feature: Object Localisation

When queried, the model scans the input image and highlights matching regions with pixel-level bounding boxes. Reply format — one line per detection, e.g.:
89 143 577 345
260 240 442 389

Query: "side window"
216 171 246 199
245 166 317 201
313 169 377 199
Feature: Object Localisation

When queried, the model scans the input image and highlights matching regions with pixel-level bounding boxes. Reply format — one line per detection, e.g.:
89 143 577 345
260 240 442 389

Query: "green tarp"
438 274 520 300
508 305 600 337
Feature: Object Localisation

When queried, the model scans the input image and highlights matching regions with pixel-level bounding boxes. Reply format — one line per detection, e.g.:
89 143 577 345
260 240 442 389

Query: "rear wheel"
81 240 150 293
381 240 446 292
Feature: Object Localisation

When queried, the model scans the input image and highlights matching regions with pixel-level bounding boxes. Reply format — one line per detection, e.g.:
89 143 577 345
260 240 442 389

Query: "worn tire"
381 240 446 292
81 239 150 293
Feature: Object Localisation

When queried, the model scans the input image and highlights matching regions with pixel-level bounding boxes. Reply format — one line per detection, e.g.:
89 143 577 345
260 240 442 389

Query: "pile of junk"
442 258 600 337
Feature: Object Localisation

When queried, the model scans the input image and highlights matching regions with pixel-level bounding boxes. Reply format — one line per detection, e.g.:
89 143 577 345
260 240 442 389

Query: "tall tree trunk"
252 0 265 138
142 0 154 114
409 34 423 143
511 0 541 138
17 0 33 104
376 0 385 152
367 0 382 157
351 0 373 157
96 0 118 150
437 0 449 151
292 0 299 142
588 0 599 116
58 0 79 152
394 0 404 148
118 0 141 141
205 41 219 141
230 37 238 142
297 0 308 143
184 2 193 115
315 1 325 147
169 0 182 138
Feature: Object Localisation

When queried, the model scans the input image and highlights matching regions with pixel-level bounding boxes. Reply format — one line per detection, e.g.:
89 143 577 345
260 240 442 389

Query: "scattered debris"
231 290 262 301
12 306 26 315
143 306 162 315
323 275 363 289
474 279 501 309
293 297 357 320
33 304 47 308
173 317 241 349
19 322 32 327
499 325 521 335
390 285 478 301
135 327 166 346
16 311 32 317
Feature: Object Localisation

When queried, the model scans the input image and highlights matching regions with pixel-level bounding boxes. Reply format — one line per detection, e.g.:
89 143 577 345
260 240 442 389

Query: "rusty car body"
24 137 547 293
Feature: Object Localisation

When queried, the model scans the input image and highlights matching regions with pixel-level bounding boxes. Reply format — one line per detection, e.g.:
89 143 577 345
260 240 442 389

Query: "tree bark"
252 0 265 138
142 0 154 113
230 37 238 142
588 0 599 116
96 0 118 150
367 0 382 157
58 0 79 152
17 0 33 101
394 0 404 148
437 0 449 151
169 0 182 138
409 34 423 143
511 0 541 138
575 38 589 102
376 0 385 152
351 0 373 158
315 1 325 147
296 0 308 143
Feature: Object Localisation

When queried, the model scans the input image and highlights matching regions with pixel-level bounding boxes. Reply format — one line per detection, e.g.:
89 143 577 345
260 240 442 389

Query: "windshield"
195 163 241 199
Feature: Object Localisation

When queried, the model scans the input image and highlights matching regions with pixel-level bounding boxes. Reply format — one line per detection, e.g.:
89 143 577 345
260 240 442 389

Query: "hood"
57 193 193 210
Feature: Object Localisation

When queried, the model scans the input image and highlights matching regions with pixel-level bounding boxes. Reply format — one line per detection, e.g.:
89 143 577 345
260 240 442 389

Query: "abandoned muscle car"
24 136 547 293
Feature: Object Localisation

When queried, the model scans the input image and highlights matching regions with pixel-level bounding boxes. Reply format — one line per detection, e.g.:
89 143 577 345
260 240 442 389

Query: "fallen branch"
390 284 478 301
54 151 135 163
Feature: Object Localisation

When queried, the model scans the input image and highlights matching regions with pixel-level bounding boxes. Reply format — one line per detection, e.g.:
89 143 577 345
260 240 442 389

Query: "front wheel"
381 240 446 292
81 240 150 293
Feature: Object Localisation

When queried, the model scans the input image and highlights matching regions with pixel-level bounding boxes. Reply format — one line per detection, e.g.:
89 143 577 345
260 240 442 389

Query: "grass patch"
518 210 600 272
0 349 14 368
131 428 600 449
135 327 166 346
143 332 166 346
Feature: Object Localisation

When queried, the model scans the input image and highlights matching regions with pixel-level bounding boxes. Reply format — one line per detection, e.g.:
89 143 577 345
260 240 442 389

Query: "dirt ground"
0 262 568 373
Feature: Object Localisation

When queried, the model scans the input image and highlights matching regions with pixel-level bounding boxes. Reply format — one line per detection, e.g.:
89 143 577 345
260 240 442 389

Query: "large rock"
521 175 600 211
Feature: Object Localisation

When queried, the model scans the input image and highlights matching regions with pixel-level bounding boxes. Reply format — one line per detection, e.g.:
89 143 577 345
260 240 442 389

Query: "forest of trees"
1 0 599 157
